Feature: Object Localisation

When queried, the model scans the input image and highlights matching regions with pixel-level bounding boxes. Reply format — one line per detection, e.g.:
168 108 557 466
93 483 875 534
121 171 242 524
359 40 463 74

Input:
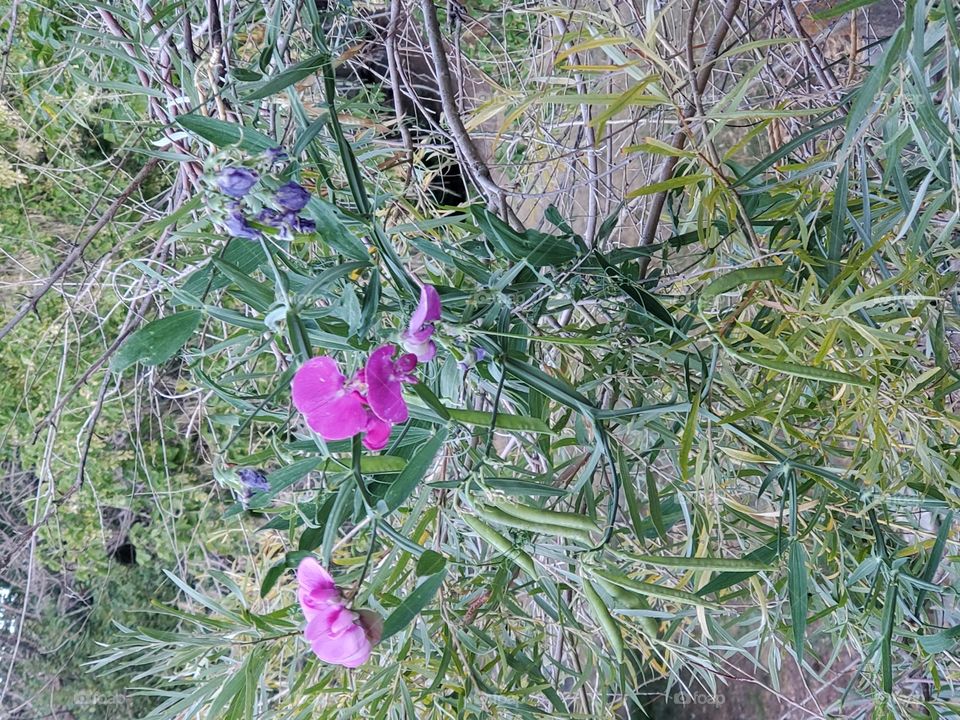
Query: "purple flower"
238 468 270 493
401 285 442 362
365 344 418 424
224 211 262 240
275 181 311 212
292 356 370 442
264 147 289 167
293 216 316 233
292 356 393 451
257 207 283 226
458 347 487 372
216 167 259 198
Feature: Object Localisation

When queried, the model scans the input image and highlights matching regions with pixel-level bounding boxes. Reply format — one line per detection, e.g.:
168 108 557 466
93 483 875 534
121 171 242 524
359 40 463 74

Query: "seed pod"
487 497 601 535
595 577 659 638
476 503 593 545
462 513 538 579
582 578 624 663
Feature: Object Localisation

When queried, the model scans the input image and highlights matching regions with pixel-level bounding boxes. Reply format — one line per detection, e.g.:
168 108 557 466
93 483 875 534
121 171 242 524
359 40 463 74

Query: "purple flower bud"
293 216 316 233
224 211 262 240
216 167 258 198
238 468 270 493
264 147 289 166
473 347 487 362
275 181 311 212
257 207 283 226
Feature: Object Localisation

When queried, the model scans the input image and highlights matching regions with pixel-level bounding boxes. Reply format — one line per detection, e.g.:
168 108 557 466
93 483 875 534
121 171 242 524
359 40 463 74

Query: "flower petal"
365 345 408 424
292 357 346 415
362 415 392 451
309 618 372 667
306 392 369 441
409 284 441 330
402 336 436 363
297 558 340 621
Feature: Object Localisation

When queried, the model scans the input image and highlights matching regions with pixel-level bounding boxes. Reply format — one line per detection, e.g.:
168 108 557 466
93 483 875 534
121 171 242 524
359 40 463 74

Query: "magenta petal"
405 338 436 363
306 392 369 441
292 357 346 415
297 558 340 621
410 284 441 330
365 345 409 424
362 415 392 451
309 619 372 667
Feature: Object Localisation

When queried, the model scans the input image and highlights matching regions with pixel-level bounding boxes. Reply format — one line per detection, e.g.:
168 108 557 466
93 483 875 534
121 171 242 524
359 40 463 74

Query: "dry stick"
636 0 742 279
0 157 161 344
0 0 19 94
780 0 840 91
553 15 600 248
386 0 416 184
418 0 518 225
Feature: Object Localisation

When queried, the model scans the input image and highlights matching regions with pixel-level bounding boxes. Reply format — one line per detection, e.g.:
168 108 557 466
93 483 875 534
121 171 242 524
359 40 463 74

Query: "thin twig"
418 0 517 224
0 157 161 344
636 0 742 278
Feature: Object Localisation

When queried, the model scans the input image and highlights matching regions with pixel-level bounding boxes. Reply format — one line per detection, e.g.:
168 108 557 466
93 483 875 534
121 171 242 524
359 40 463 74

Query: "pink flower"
297 558 381 668
365 344 418 424
401 285 441 362
292 356 391 450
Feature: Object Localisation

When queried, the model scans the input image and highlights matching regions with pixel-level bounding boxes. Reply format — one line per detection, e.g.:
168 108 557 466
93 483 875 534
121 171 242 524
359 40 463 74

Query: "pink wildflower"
297 558 381 668
401 285 441 362
365 344 418 424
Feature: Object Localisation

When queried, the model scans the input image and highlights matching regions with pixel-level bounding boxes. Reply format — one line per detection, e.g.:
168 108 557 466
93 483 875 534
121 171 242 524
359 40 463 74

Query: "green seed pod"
582 578 624 663
462 513 538 579
487 497 602 535
594 577 659 638
476 503 593 545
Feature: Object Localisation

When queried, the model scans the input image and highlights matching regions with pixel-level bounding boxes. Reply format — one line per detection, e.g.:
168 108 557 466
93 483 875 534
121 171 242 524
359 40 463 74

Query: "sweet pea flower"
224 210 262 240
292 356 370 441
275 181 311 212
401 285 442 362
216 167 259 198
263 146 289 167
297 558 381 668
292 356 393 451
237 468 270 494
365 344 418 424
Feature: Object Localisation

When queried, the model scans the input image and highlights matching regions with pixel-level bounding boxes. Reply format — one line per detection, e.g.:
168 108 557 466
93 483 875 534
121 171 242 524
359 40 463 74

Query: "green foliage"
3 0 959 718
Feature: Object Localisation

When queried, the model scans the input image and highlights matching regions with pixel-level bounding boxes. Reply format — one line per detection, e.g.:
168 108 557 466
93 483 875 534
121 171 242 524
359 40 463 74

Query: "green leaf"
380 568 447 642
700 265 789 305
259 561 286 598
242 52 327 101
415 550 446 576
625 173 710 199
918 625 960 654
646 469 667 542
472 206 578 266
789 540 808 660
384 429 448 512
175 115 276 152
728 348 871 388
698 541 781 596
110 310 201 372
447 408 551 433
914 510 952 614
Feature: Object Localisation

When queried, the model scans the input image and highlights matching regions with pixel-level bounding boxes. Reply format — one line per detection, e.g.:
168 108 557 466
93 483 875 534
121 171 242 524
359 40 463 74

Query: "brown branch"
418 0 518 224
637 0 742 278
0 157 161 344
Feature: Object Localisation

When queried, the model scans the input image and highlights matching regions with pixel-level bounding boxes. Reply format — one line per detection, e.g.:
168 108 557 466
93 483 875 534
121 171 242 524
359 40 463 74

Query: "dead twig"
0 157 161 344
636 0 742 279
